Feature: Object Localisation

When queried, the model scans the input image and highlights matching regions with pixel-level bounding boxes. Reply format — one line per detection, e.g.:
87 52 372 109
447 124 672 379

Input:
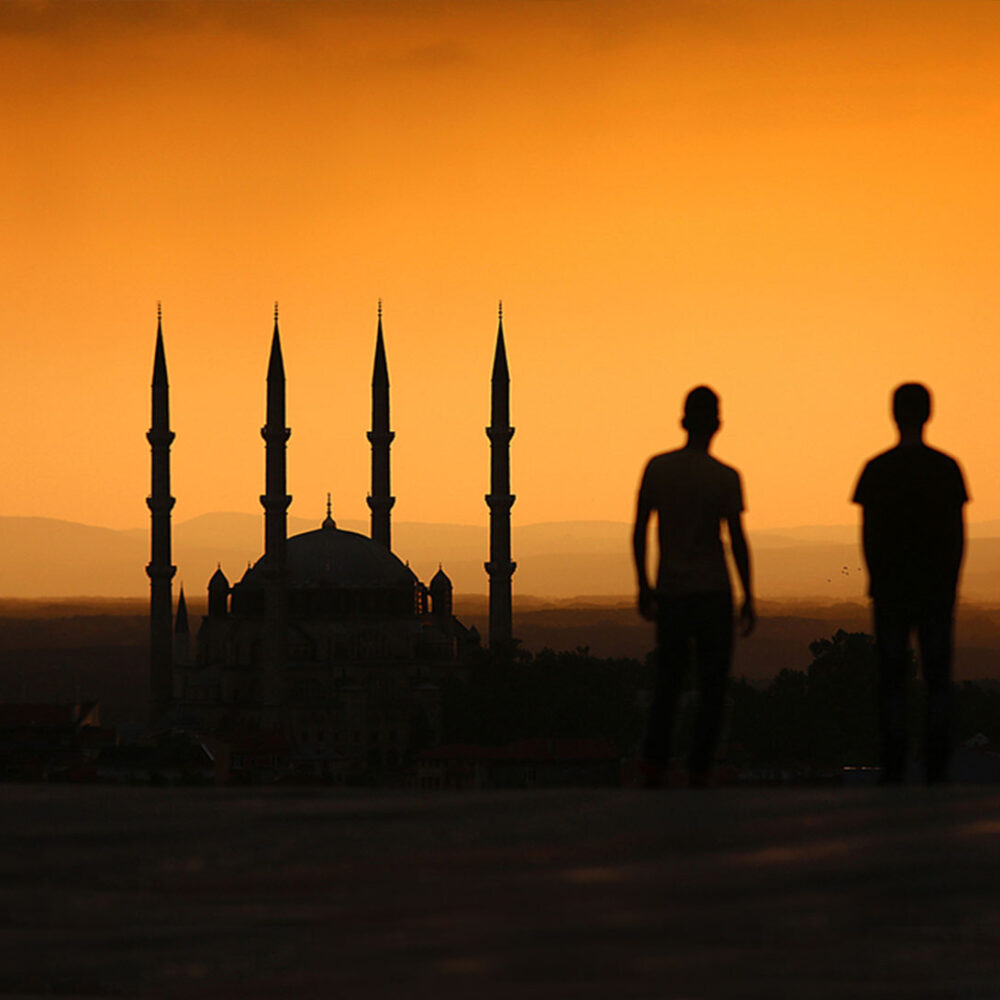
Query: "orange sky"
3 0 1000 537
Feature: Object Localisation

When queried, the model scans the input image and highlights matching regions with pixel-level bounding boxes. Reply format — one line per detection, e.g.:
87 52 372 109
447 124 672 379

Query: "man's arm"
854 464 882 596
947 505 965 594
726 512 756 636
632 487 656 621
860 505 891 594
948 463 968 593
861 507 876 580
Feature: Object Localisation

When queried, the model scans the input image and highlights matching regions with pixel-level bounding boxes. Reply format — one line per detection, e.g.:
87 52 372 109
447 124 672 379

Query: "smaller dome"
430 566 452 589
209 566 230 590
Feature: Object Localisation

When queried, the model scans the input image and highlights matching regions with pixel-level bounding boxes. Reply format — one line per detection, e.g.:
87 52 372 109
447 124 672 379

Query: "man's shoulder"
861 446 896 467
855 444 967 505
854 448 899 504
645 447 686 469
706 453 739 477
646 449 738 474
642 449 741 503
920 444 963 471
696 452 741 485
863 444 962 475
920 446 969 499
867 442 959 460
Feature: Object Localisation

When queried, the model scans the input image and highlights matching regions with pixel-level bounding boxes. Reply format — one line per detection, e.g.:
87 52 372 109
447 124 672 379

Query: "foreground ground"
3 785 1000 998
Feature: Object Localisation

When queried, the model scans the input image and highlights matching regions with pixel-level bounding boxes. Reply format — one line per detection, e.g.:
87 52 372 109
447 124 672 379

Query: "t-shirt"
852 444 968 601
639 448 744 596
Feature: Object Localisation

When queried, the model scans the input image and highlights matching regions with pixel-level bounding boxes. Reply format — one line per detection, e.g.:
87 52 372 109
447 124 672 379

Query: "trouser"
643 591 733 774
873 598 955 784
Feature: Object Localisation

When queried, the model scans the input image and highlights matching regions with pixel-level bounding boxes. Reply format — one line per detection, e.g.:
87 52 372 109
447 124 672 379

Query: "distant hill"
0 518 146 597
3 513 1000 602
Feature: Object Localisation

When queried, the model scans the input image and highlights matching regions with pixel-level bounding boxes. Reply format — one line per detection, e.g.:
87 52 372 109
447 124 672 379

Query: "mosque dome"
237 522 417 592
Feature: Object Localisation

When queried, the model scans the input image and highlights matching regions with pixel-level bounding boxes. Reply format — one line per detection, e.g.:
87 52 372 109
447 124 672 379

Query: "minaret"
175 585 189 634
260 304 291 707
146 303 176 722
367 300 395 549
174 585 190 668
485 302 516 652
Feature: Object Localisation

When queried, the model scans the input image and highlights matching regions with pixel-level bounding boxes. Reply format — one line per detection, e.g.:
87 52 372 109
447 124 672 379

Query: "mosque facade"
145 305 515 779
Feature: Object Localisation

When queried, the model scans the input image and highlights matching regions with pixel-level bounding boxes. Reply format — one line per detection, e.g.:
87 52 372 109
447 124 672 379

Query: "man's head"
682 385 720 436
893 382 931 431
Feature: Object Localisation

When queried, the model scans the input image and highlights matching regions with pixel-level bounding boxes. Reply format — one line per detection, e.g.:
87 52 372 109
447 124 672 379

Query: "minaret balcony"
260 425 292 443
484 561 516 580
484 494 516 511
259 494 292 511
146 428 176 446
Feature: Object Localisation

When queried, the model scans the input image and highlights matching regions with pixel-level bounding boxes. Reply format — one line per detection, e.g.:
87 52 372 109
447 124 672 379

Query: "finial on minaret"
378 298 383 324
266 310 285 384
498 300 503 326
327 492 332 518
491 307 510 385
157 300 162 327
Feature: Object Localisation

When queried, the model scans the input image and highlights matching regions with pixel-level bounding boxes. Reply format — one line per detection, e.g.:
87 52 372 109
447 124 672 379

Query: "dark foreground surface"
4 786 1000 998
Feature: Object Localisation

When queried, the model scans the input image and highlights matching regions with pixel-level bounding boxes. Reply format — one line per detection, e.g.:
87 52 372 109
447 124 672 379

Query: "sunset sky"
3 0 1000 538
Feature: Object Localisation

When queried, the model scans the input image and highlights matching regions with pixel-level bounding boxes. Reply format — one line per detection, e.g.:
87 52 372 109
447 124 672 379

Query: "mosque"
145 305 516 777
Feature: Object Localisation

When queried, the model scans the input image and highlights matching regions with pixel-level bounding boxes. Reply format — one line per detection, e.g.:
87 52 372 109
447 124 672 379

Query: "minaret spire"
174 585 191 668
175 585 188 634
367 300 395 549
260 306 291 707
147 305 176 722
485 301 516 653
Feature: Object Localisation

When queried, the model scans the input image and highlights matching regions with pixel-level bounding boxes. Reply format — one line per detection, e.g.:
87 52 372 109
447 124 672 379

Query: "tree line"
436 630 1000 769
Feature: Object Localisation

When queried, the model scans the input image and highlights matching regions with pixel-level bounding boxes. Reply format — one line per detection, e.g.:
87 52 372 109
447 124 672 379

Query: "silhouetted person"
633 386 755 787
853 383 968 785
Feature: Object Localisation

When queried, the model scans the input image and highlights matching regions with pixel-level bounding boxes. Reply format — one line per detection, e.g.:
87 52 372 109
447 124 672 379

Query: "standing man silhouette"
853 383 968 785
633 386 755 788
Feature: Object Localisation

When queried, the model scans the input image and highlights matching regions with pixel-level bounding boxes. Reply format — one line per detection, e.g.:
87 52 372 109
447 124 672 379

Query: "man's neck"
684 433 713 452
897 427 925 447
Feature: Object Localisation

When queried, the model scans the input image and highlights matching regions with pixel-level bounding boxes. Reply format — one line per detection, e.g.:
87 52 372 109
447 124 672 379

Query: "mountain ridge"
3 513 1000 601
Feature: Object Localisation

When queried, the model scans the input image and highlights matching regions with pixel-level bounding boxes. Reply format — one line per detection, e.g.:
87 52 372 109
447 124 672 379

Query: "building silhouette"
146 305 515 778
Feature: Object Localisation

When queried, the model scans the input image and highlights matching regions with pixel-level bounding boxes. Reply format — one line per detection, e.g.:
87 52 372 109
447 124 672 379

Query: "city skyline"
4 1 1000 539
